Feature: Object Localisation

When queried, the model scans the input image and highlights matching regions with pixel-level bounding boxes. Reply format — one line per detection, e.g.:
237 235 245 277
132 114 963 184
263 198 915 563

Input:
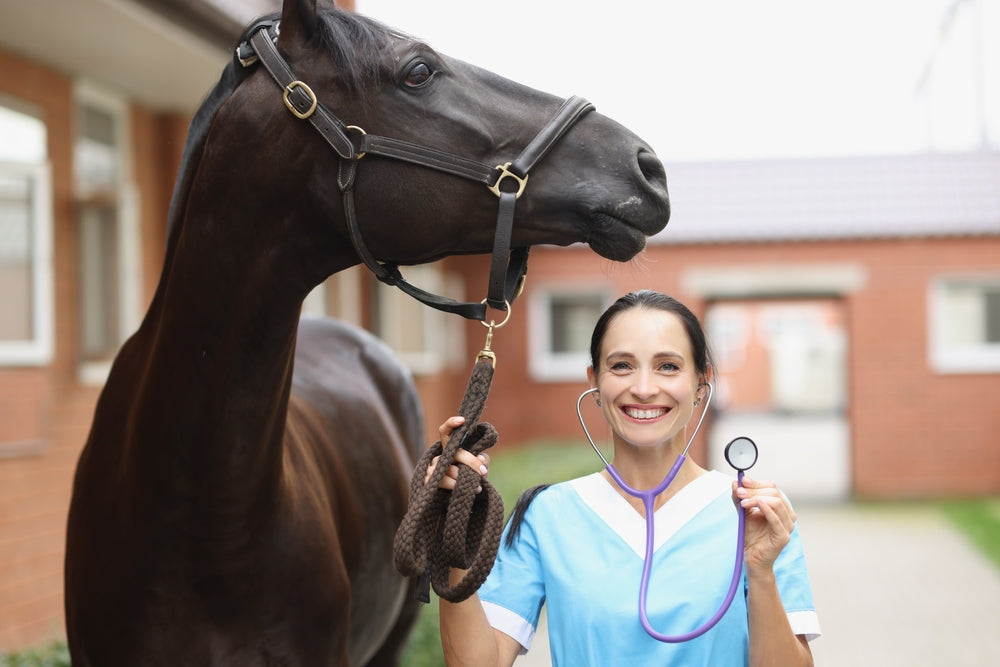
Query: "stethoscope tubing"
576 383 749 643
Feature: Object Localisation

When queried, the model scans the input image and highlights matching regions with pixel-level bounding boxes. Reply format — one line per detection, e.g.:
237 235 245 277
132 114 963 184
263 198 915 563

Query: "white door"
705 299 851 502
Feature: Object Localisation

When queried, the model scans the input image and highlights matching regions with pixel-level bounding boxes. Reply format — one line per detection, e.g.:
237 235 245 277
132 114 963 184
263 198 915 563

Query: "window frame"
374 264 465 376
929 274 1000 374
528 284 613 382
74 81 141 385
0 160 53 366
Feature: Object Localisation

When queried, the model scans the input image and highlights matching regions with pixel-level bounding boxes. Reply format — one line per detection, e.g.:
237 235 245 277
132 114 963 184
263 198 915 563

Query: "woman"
432 290 820 666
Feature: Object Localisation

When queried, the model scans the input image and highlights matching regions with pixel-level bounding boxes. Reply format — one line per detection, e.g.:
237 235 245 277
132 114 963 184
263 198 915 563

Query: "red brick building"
1 0 998 652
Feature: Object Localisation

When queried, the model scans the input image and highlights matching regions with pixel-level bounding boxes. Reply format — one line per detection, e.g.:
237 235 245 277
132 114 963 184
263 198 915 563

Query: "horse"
63 0 670 664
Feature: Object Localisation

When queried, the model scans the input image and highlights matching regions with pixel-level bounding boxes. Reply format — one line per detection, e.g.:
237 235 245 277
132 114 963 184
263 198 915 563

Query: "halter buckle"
283 81 318 119
487 163 528 199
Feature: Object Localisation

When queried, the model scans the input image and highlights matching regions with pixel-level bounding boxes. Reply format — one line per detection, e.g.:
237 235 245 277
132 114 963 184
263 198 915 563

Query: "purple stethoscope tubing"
576 383 753 643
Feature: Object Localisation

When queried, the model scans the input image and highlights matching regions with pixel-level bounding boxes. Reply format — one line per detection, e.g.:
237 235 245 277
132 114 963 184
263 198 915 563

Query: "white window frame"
929 275 1000 374
0 161 53 366
528 284 613 382
74 81 141 385
375 265 465 376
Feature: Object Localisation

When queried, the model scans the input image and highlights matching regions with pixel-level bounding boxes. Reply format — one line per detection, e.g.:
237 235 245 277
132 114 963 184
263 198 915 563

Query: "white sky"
356 0 998 161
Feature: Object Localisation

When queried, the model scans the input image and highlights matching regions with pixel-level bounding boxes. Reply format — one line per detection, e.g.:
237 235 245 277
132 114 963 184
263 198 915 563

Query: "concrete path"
515 503 1000 666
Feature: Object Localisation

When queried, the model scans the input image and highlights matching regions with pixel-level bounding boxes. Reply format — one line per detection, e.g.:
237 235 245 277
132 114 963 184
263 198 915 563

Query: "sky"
355 0 998 162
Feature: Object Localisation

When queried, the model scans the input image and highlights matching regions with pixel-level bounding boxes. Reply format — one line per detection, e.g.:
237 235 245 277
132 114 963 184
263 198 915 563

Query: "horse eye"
404 61 432 87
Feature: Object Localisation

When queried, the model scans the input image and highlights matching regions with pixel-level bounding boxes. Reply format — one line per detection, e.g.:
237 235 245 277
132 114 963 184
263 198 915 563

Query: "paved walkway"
515 503 1000 666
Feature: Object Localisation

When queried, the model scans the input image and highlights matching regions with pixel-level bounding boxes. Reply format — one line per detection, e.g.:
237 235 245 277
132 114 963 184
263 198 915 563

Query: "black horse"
64 0 670 664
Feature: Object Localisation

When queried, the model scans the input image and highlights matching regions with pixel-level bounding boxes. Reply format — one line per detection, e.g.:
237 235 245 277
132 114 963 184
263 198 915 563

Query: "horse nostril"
637 149 667 189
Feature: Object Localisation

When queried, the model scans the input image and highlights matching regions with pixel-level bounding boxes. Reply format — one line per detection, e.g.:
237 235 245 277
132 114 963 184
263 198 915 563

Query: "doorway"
704 298 851 501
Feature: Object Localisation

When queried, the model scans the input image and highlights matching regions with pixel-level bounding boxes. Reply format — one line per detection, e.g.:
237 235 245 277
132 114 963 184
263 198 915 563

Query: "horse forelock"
312 4 400 100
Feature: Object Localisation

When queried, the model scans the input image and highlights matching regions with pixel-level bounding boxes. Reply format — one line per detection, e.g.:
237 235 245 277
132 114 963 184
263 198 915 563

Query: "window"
75 83 140 383
529 286 611 381
303 266 364 326
373 264 465 375
0 100 53 365
930 277 1000 373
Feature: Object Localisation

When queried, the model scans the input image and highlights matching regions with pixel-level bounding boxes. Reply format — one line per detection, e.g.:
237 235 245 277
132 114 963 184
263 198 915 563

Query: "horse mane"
165 4 402 241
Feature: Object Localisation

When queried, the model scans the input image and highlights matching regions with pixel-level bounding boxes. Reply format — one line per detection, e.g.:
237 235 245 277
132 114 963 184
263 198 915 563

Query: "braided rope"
393 359 505 603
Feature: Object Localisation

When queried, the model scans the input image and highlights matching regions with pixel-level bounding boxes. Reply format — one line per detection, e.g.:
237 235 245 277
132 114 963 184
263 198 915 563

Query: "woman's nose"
630 369 657 399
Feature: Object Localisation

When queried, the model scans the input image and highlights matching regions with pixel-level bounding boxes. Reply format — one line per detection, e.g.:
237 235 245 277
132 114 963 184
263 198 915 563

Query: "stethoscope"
576 383 759 642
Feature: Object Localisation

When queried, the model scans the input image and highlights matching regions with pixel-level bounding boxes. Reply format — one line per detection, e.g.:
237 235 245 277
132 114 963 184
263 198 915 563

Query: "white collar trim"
569 470 732 558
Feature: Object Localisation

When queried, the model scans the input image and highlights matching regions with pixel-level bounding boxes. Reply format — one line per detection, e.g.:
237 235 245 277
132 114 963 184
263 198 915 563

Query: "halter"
239 21 595 321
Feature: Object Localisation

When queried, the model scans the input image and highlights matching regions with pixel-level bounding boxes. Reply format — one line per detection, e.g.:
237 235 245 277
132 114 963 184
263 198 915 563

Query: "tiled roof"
654 151 1000 244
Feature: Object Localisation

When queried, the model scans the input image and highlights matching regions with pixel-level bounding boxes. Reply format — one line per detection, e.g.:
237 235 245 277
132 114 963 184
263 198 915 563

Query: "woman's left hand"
733 476 796 572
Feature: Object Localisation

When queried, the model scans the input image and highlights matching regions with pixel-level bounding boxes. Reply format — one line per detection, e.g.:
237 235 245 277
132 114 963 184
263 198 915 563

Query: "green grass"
0 640 70 667
485 438 604 513
940 498 1000 569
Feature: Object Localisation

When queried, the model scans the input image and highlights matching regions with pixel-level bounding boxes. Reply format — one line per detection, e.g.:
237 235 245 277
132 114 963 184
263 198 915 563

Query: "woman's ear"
586 367 602 405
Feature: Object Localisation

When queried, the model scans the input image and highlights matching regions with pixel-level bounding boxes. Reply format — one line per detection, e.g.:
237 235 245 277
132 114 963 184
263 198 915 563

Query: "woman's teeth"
624 407 667 420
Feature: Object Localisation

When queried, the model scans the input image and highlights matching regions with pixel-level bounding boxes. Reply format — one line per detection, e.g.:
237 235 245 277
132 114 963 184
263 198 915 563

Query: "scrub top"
478 471 821 666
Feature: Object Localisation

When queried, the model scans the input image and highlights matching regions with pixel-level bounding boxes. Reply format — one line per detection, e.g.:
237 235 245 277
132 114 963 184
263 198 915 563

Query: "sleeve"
476 494 548 653
774 523 822 641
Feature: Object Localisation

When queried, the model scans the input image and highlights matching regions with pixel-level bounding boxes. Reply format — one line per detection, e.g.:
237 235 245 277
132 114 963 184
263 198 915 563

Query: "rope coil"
393 359 505 603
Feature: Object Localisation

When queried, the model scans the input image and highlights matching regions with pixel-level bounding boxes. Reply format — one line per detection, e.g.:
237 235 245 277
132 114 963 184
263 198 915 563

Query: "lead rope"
393 318 508 603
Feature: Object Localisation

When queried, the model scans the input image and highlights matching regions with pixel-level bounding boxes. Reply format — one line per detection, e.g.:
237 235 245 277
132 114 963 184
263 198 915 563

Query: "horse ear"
280 0 319 42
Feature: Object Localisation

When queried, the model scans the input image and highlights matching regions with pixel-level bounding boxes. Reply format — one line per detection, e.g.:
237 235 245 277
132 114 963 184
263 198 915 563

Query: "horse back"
287 316 423 665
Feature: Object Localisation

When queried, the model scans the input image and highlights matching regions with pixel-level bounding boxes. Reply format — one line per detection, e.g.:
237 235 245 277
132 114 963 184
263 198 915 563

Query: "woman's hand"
425 416 491 492
734 476 796 572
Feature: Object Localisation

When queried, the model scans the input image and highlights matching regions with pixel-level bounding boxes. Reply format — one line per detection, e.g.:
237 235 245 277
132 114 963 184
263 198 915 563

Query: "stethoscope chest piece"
724 436 758 472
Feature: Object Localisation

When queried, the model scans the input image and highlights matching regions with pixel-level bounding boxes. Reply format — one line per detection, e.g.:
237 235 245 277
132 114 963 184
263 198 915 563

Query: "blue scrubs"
478 471 820 666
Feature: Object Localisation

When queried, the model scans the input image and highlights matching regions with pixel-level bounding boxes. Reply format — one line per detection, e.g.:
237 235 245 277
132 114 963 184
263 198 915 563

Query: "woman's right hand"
425 416 491 492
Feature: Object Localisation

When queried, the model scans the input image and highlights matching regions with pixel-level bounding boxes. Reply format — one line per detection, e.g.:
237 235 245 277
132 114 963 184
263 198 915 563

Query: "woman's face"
587 307 704 452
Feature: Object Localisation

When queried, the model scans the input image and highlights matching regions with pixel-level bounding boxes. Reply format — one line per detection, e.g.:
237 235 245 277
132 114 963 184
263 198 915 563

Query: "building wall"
0 46 187 649
447 237 1000 500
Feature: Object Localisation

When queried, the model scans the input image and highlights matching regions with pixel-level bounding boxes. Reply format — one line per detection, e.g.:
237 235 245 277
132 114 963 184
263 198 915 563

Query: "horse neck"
103 211 341 508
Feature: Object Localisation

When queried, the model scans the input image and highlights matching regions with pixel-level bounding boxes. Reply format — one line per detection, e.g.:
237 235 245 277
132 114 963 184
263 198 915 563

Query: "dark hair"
589 290 714 379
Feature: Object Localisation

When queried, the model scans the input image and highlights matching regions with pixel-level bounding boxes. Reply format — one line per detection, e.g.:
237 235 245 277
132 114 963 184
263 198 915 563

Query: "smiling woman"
432 290 820 667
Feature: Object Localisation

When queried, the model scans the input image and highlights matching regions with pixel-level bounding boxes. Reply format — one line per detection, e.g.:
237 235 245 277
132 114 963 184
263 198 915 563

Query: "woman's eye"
658 363 679 372
610 362 631 372
404 61 432 87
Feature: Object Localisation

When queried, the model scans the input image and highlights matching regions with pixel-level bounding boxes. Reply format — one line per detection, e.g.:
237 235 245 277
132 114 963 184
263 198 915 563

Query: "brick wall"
0 45 76 650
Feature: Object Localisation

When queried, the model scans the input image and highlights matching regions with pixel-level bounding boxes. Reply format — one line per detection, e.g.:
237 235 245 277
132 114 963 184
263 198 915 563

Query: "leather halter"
239 21 594 321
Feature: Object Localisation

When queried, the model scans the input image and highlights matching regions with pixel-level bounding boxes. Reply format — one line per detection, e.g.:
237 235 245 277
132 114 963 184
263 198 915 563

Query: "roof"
654 151 1000 244
0 0 279 112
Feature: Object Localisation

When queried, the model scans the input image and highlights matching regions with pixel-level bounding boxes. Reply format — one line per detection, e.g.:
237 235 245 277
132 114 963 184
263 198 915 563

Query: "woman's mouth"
622 406 670 421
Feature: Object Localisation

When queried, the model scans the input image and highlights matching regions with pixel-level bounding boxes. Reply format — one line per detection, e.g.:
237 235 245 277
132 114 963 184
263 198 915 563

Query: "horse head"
173 0 670 304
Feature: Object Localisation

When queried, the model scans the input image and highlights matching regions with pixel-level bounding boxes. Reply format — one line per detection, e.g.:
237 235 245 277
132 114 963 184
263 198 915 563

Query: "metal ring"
346 125 367 159
283 80 318 119
480 299 512 328
487 163 528 199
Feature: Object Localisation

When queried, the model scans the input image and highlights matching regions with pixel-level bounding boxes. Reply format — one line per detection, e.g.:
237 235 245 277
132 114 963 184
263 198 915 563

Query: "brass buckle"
487 163 528 199
283 80 318 119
